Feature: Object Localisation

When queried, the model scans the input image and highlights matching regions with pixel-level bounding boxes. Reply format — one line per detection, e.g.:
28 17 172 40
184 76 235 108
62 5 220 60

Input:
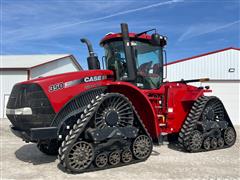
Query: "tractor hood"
17 70 114 113
21 69 114 85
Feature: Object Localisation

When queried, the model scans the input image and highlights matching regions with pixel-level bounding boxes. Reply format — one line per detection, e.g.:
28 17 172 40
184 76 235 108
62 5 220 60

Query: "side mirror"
151 33 161 46
151 33 167 47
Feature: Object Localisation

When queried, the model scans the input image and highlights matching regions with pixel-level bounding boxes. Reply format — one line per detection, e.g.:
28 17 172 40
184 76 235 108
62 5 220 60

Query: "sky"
1 0 240 69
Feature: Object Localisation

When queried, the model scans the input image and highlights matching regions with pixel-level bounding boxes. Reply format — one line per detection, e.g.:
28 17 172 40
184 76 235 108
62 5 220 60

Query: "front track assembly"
58 93 153 173
178 96 236 152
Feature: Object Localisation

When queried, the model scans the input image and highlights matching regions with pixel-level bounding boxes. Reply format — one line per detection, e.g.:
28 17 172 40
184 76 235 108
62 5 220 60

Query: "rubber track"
178 96 215 151
58 93 104 170
58 93 152 173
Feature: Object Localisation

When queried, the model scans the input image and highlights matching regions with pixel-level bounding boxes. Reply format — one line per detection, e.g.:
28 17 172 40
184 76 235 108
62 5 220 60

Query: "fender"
106 82 159 140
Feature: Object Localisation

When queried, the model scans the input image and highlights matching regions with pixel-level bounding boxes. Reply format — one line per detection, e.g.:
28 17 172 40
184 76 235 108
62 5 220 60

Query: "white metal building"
0 54 82 118
166 47 240 125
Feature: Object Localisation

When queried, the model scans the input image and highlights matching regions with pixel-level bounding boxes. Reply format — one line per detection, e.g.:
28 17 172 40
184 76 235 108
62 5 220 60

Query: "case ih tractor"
7 23 236 173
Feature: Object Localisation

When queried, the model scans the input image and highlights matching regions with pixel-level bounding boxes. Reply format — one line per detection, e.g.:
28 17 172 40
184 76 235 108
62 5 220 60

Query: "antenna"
135 29 156 37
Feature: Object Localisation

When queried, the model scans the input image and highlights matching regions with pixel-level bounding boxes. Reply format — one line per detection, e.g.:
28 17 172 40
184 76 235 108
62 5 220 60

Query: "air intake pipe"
81 38 100 70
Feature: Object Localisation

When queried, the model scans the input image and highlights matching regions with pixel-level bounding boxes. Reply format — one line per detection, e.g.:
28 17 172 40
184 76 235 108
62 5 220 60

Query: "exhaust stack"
81 38 100 70
121 23 137 81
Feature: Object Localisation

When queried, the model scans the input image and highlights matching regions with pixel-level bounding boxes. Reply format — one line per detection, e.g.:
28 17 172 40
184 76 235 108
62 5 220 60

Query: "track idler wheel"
65 141 94 172
224 127 236 146
187 130 203 152
121 149 133 163
132 135 152 160
95 153 108 168
109 151 121 165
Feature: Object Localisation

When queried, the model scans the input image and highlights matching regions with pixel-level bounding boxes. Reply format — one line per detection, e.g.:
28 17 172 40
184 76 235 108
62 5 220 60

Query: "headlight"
6 107 32 115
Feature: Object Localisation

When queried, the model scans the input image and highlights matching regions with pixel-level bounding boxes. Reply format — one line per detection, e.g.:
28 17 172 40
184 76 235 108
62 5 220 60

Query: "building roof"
0 54 82 70
166 47 240 66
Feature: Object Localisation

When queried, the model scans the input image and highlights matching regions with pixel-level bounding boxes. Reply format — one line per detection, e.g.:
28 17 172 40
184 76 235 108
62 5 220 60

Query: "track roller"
121 149 133 163
217 137 224 148
95 153 108 168
203 137 211 150
210 138 218 149
109 151 121 165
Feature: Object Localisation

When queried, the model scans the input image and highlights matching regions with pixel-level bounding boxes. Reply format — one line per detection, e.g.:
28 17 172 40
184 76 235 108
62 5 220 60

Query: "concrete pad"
1 118 239 180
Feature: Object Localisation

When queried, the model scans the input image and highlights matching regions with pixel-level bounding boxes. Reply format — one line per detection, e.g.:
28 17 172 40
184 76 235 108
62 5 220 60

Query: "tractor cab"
100 24 167 89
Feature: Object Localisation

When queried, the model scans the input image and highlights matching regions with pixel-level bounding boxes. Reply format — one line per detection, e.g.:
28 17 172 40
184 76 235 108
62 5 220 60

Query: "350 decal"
49 82 65 92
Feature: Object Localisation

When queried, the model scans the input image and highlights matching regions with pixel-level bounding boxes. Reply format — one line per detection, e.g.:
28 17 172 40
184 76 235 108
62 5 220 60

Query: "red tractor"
7 23 236 173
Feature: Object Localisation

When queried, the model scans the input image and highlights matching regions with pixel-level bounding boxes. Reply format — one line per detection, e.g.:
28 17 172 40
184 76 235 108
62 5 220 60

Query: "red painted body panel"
20 70 114 112
142 82 209 137
19 69 210 140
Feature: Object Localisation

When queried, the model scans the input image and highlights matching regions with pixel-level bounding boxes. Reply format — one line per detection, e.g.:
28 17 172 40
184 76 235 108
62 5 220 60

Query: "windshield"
104 40 163 89
104 41 128 79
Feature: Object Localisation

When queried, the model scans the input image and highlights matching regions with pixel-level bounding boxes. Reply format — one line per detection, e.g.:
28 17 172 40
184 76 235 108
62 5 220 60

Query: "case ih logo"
84 76 107 83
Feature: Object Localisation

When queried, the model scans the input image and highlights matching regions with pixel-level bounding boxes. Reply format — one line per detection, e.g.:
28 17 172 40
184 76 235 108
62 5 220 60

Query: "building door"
3 94 10 118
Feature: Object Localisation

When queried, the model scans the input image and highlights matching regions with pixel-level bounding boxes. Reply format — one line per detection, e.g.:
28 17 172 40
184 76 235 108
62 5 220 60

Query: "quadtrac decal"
48 75 107 92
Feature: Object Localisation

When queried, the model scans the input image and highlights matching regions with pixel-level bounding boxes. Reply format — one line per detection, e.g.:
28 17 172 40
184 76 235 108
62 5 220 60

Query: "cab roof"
100 33 152 46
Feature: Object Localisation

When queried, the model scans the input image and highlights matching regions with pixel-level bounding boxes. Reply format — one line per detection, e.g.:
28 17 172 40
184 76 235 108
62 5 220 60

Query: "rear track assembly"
178 96 236 152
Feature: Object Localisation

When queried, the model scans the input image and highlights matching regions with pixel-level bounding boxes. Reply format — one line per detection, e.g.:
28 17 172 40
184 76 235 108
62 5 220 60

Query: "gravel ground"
0 118 239 180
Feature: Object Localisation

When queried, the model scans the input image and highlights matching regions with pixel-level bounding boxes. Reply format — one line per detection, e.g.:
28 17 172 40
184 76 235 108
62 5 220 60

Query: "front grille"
7 83 55 131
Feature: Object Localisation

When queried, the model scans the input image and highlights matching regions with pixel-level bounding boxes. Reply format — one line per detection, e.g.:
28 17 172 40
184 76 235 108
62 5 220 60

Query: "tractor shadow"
163 134 188 153
15 144 57 165
151 150 161 156
167 141 188 153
